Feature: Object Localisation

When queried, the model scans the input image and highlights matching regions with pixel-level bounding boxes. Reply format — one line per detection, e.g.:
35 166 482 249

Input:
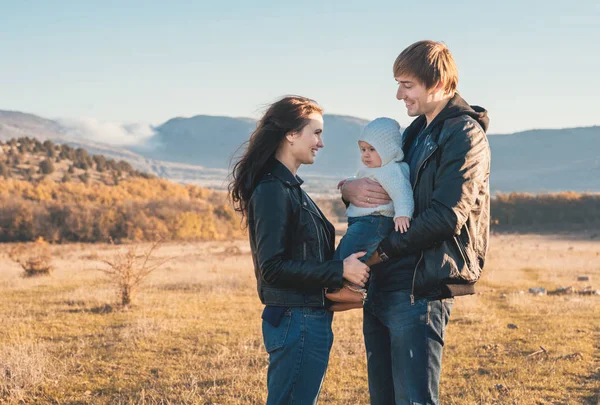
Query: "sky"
0 0 598 134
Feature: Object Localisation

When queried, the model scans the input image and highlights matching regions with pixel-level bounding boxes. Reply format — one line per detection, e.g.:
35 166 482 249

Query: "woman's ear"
285 131 298 146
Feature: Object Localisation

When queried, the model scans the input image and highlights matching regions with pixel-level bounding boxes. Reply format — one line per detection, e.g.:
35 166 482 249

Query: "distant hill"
0 110 233 188
0 109 599 193
486 126 600 193
0 137 152 185
134 115 257 168
141 114 600 193
131 114 369 176
0 110 66 140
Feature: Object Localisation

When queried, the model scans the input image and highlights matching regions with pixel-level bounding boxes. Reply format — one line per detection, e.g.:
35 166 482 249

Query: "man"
341 40 491 404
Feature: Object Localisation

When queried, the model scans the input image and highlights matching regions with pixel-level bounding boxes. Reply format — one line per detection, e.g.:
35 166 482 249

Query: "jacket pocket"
453 235 471 271
262 309 292 353
452 234 480 282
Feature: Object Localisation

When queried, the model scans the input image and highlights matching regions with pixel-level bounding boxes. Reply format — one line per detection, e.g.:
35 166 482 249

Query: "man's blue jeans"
334 215 394 261
363 287 453 405
262 307 334 404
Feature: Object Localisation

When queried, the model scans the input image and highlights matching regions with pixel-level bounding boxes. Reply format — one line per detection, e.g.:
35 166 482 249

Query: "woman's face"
289 113 324 165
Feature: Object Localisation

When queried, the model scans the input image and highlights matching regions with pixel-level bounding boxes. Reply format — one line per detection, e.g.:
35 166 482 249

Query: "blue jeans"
262 307 334 404
333 215 394 261
363 287 453 405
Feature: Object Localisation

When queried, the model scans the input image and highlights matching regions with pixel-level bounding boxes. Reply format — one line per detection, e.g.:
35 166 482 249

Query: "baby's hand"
394 216 410 233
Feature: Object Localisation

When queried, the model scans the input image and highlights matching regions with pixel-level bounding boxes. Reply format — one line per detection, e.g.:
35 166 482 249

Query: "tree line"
316 192 600 233
0 177 243 243
0 137 152 183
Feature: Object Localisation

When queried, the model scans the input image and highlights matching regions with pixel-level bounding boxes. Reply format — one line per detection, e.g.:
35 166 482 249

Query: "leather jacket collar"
266 158 304 188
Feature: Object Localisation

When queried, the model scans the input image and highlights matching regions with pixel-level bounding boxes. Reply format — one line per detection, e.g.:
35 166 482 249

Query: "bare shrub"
8 238 53 277
99 240 170 307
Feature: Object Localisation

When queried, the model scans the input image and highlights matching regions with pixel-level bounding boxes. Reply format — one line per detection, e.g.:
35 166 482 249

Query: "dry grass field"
0 233 599 404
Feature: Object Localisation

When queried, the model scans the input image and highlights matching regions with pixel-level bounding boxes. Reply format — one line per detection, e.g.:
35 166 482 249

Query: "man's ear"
431 80 445 95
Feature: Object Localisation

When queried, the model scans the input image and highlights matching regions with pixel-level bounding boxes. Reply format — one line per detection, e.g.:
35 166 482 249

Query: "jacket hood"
429 93 489 133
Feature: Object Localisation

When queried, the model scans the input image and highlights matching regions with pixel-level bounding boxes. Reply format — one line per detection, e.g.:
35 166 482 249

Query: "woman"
229 95 370 404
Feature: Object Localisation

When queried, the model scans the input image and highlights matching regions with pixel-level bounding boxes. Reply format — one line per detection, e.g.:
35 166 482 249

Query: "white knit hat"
358 117 404 166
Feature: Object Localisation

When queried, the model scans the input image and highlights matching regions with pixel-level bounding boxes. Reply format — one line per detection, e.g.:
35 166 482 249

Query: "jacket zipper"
410 140 438 304
411 252 424 304
308 209 327 306
304 192 331 249
303 242 307 260
309 213 323 262
412 139 437 192
302 191 327 307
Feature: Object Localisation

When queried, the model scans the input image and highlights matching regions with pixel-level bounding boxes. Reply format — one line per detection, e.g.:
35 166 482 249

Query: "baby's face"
359 141 382 168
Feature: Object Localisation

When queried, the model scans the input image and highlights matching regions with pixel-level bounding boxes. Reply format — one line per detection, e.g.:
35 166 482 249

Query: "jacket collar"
266 158 304 187
402 93 489 154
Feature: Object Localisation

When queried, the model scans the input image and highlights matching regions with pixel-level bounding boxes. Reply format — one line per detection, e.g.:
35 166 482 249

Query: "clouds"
58 117 156 147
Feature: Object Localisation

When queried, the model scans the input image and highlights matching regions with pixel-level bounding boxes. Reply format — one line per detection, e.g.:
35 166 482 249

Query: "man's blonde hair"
393 40 458 95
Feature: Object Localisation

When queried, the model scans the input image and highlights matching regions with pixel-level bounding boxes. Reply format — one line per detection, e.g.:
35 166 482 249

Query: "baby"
328 117 414 310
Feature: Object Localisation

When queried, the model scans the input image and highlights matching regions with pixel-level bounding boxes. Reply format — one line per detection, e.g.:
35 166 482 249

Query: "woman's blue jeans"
262 307 334 404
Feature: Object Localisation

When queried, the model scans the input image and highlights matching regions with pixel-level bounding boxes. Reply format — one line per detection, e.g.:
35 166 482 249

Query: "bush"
75 161 89 170
59 144 74 160
93 155 107 172
0 161 9 178
99 240 170 306
43 140 56 157
78 172 90 184
25 167 37 181
117 160 133 173
9 239 53 277
39 159 55 175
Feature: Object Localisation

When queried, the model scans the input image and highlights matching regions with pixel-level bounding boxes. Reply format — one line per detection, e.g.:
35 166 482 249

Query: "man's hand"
394 216 411 233
340 178 391 208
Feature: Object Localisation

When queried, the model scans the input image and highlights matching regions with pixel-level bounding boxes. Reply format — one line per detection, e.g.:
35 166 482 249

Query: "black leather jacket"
248 159 344 307
378 94 491 300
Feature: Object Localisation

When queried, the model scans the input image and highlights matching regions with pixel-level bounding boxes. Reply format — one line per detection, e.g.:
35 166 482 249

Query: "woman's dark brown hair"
228 95 322 226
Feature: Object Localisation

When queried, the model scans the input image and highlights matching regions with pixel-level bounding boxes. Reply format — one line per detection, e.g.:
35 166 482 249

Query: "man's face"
395 75 435 117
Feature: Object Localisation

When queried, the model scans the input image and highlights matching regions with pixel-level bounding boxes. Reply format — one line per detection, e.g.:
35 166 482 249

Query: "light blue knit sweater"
345 161 414 219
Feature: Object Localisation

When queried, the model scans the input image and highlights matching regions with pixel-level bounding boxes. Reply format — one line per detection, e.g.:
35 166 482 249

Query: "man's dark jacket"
378 94 491 299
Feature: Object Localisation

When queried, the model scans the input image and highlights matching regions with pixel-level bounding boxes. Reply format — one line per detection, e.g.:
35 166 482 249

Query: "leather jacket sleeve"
250 181 344 290
380 118 490 257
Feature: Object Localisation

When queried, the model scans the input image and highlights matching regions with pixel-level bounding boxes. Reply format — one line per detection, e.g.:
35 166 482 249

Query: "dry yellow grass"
0 234 598 404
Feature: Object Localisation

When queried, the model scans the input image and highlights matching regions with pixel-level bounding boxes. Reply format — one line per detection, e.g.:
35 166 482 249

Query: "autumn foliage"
317 192 600 232
490 192 600 231
0 177 244 243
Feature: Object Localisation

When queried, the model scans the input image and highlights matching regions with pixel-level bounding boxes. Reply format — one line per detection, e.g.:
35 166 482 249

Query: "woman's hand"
340 178 391 208
342 251 370 287
394 216 411 233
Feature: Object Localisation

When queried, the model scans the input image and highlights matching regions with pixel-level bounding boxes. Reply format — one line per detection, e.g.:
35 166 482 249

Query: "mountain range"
1 109 598 195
